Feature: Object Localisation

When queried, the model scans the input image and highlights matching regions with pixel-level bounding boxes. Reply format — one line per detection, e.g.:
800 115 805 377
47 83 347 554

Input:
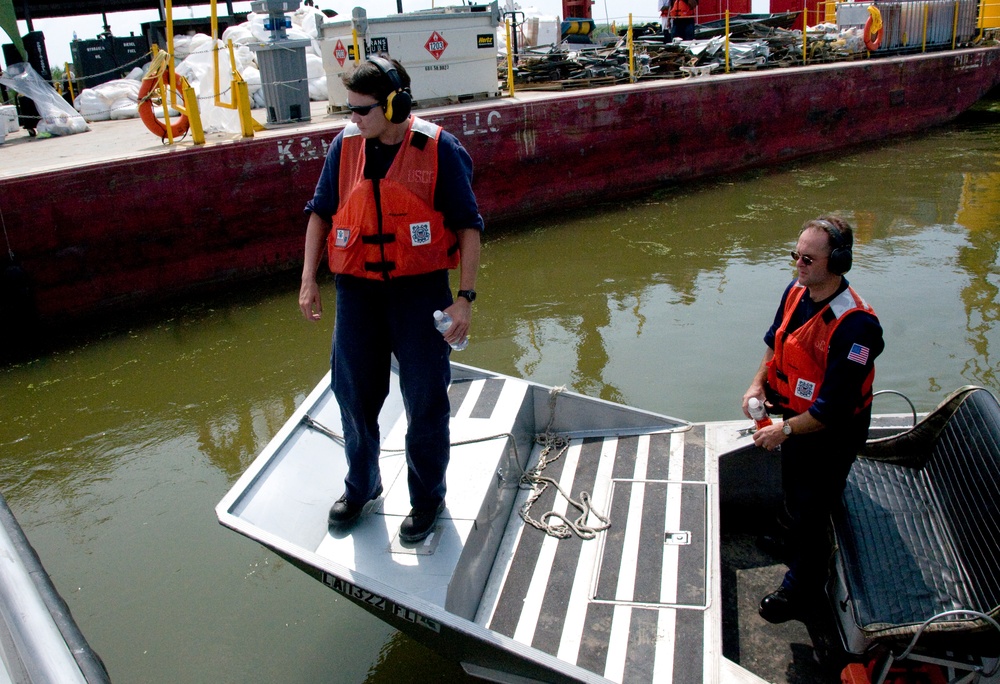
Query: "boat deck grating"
481 426 716 683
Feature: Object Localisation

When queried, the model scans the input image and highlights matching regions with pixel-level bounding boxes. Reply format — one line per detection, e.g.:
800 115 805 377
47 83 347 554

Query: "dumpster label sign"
333 39 348 67
368 37 389 55
424 31 448 60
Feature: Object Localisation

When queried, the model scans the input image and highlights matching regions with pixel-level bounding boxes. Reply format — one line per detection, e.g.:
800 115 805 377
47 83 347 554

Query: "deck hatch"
592 479 709 609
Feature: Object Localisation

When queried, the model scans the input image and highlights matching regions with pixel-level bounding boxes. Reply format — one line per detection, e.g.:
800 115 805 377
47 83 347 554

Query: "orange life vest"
669 0 696 19
327 117 460 279
767 284 877 415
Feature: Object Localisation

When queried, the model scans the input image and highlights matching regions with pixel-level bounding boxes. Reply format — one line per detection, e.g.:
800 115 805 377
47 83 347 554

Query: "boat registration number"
323 574 386 609
322 574 441 633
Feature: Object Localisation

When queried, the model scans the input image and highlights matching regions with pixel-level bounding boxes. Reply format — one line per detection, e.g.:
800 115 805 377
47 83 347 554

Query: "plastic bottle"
748 397 772 430
433 310 468 351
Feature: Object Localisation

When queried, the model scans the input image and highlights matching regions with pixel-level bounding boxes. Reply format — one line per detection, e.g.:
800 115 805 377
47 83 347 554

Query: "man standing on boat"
658 0 672 38
741 216 883 624
667 0 697 41
299 57 483 543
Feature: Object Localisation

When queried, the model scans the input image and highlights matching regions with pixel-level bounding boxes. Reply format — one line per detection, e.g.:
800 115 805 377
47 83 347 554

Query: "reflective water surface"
3 97 1000 683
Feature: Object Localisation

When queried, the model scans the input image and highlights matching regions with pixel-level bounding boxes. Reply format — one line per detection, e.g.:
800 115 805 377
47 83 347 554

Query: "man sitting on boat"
741 215 884 624
298 56 483 544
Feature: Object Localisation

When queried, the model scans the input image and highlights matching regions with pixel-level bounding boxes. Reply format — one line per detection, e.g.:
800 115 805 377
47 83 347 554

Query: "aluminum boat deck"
217 362 772 683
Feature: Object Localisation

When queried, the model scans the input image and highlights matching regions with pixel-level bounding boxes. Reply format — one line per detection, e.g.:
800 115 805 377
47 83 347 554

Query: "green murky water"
3 97 1000 682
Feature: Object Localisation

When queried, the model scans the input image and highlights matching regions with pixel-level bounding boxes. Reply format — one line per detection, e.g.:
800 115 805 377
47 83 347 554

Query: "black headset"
816 219 853 275
368 56 412 124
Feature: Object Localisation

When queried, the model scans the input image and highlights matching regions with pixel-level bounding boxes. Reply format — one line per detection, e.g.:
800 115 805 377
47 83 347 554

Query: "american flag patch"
847 343 870 365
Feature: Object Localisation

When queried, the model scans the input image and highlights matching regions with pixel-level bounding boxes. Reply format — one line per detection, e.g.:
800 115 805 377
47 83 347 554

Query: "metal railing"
836 0 979 49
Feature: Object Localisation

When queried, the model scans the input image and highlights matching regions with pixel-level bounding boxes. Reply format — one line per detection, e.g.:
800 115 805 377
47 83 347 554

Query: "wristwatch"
781 421 793 437
457 289 477 303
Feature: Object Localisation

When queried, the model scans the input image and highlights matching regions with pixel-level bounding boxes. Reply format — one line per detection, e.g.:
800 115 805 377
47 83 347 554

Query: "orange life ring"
863 15 883 51
138 71 190 140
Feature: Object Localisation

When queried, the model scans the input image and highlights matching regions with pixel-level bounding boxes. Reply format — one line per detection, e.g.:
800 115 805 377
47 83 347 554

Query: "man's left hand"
443 298 472 345
752 421 788 451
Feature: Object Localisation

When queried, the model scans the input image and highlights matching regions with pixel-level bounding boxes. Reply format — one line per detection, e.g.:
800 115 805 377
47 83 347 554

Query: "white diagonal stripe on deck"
668 430 685 481
654 608 677 683
662 432 686 605
449 378 527 444
653 432 687 682
604 434 650 682
557 436 618 665
606 604 633 684
512 439 583 646
453 379 486 420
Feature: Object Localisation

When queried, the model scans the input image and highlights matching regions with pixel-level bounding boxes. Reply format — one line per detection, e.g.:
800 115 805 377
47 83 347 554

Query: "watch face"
459 290 476 302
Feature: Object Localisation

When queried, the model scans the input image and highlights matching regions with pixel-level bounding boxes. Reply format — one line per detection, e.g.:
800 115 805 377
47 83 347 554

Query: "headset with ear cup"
816 219 853 275
368 56 412 124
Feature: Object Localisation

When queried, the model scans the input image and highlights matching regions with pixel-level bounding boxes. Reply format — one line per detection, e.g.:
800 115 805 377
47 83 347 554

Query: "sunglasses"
345 102 383 116
790 251 825 266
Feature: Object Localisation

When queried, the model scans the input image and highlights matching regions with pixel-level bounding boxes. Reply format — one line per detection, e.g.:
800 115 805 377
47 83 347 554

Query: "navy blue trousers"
779 411 870 593
331 271 453 511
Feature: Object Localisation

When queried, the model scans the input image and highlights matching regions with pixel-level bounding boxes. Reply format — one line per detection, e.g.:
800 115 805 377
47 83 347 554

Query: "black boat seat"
830 386 1000 655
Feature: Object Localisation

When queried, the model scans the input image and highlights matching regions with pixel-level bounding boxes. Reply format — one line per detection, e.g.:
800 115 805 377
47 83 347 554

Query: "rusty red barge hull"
4 47 1000 324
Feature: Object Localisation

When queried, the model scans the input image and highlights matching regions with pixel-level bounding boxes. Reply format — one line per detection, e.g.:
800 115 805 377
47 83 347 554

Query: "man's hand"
442 297 471 345
299 278 323 321
752 421 787 451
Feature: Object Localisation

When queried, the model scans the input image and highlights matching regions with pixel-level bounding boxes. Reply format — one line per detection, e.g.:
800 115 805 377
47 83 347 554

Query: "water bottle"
433 310 468 351
748 397 772 430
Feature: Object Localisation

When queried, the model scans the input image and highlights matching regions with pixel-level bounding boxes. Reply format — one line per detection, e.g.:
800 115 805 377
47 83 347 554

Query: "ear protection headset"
815 219 853 275
368 56 412 124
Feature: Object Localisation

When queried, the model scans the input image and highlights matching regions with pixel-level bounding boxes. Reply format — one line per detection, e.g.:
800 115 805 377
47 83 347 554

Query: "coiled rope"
518 386 610 540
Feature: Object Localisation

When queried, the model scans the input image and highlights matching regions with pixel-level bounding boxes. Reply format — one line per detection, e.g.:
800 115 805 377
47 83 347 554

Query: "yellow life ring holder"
864 6 884 51
138 68 190 140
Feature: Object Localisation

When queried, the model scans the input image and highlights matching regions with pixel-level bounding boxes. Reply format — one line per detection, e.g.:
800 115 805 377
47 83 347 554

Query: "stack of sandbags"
74 78 143 120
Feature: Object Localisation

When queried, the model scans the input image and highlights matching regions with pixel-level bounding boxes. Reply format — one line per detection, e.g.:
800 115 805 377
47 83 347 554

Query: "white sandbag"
187 32 216 57
173 34 193 60
74 78 141 121
287 27 312 41
74 88 111 120
174 32 215 61
308 74 326 101
304 53 326 100
305 52 325 79
241 65 262 96
109 98 139 119
245 13 271 42
94 78 141 102
221 24 255 46
232 43 256 73
292 6 325 39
